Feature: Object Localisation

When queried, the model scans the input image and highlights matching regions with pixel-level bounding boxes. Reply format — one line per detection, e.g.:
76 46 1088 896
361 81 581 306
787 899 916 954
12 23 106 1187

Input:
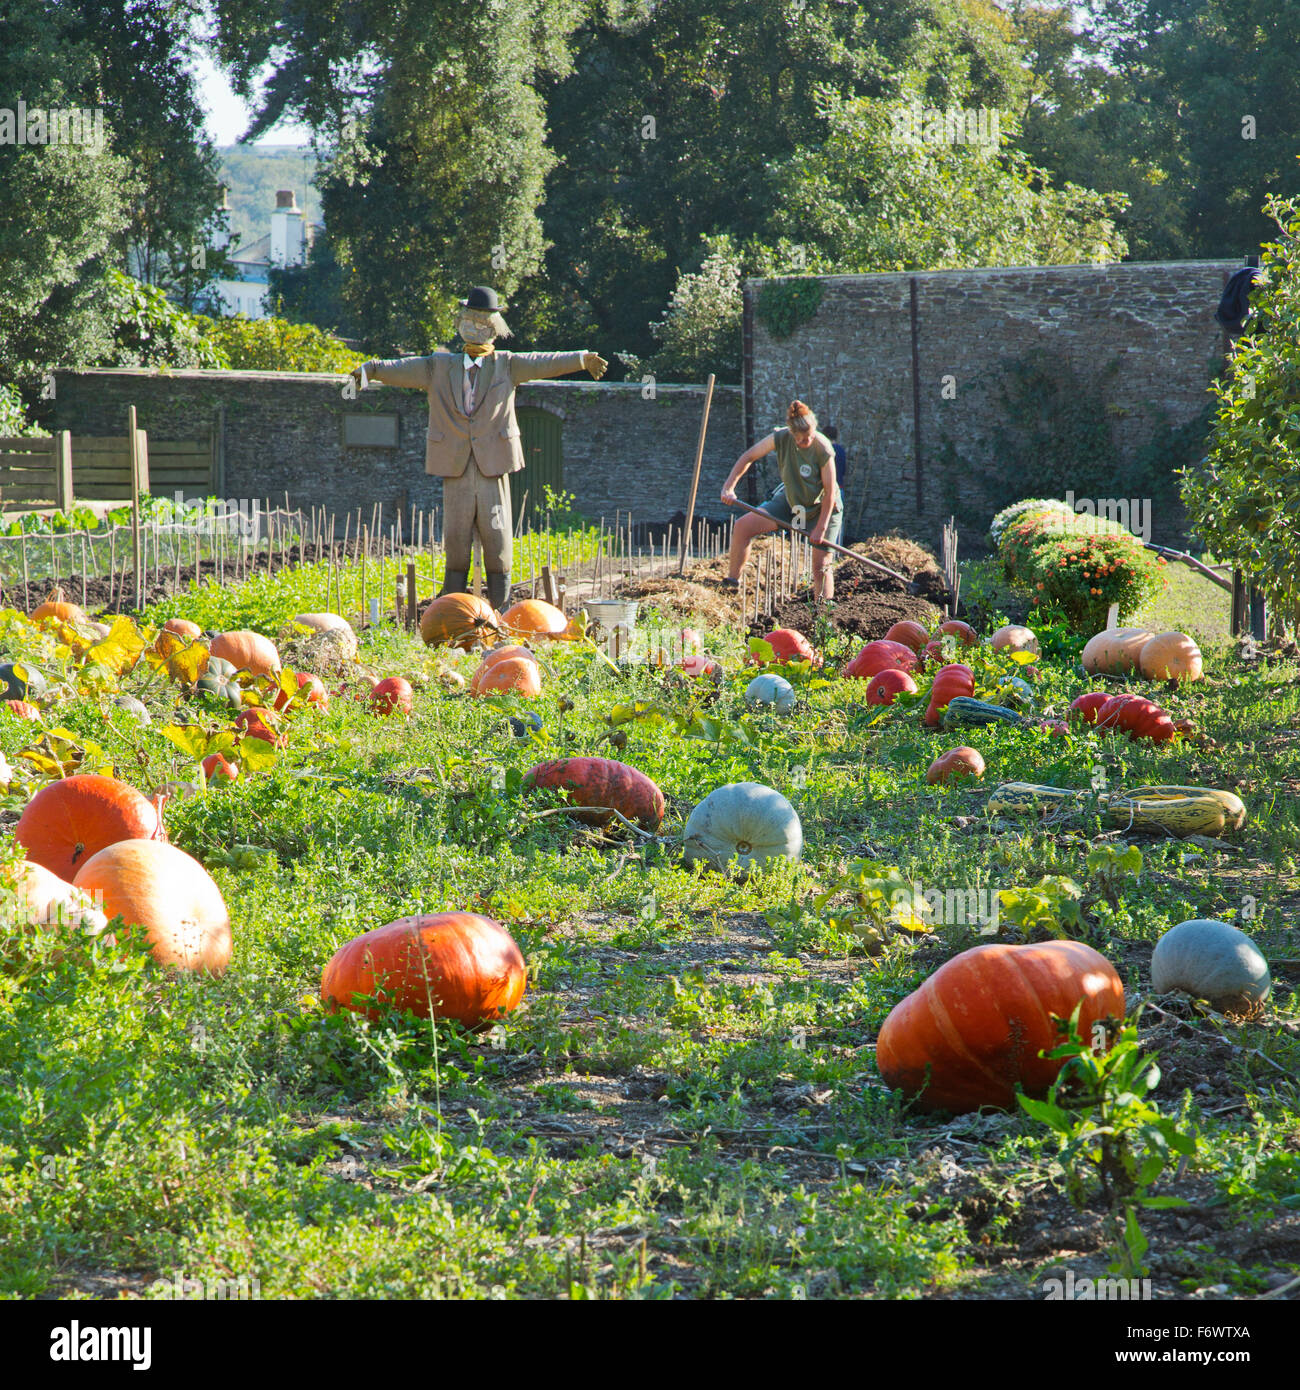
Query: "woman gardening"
720 400 843 601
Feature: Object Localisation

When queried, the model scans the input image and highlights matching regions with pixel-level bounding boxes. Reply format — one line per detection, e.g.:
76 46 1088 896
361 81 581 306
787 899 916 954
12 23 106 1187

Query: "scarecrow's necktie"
465 361 479 413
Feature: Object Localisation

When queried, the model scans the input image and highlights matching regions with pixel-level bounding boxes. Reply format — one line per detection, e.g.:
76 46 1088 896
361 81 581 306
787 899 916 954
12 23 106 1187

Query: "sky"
192 51 312 147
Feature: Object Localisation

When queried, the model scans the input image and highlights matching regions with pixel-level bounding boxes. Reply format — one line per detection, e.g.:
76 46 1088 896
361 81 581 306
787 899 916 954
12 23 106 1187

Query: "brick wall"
51 369 744 531
746 261 1238 547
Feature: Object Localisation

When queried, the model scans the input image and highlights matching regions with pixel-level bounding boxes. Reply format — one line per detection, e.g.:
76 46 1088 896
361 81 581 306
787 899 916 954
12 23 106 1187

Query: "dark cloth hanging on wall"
1215 267 1262 332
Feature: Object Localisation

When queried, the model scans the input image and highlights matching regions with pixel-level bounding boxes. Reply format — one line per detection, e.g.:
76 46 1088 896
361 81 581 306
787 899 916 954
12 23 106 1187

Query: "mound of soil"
615 533 949 642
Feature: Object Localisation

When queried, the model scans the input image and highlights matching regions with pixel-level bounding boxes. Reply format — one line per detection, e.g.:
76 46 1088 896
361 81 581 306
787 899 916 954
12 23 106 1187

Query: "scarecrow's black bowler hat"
459 286 507 312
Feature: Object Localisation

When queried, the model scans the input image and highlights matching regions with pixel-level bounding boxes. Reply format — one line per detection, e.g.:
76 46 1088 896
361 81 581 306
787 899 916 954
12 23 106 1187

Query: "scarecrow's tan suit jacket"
361 350 588 479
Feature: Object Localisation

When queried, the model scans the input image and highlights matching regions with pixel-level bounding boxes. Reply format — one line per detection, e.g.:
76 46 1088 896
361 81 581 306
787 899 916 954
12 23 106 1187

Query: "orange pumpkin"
15 774 162 881
201 753 239 785
884 620 930 653
1081 627 1155 676
469 645 539 694
926 746 986 785
1139 631 1203 683
235 708 284 747
524 757 666 830
990 624 1040 655
163 617 202 640
30 586 88 626
210 629 281 677
368 677 414 716
924 663 975 727
72 840 232 973
420 594 499 649
321 912 526 1026
4 699 39 720
500 599 569 639
939 620 978 646
875 940 1125 1111
469 655 542 699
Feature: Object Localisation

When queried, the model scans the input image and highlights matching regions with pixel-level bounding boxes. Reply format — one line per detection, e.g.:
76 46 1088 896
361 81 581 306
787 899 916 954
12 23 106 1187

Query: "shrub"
996 509 1164 631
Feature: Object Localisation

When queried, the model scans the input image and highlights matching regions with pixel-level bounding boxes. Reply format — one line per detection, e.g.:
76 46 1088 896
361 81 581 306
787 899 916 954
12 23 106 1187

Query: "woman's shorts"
758 484 844 550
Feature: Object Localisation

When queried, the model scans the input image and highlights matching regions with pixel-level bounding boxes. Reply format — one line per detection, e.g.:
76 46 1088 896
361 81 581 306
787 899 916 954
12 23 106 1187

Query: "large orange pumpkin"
938 619 978 647
1139 631 1202 683
1081 627 1155 676
368 677 413 715
470 655 542 699
926 746 985 785
875 940 1125 1112
210 630 281 677
72 840 231 972
757 628 817 664
420 594 499 649
500 599 569 639
524 757 665 830
321 912 526 1026
15 774 162 880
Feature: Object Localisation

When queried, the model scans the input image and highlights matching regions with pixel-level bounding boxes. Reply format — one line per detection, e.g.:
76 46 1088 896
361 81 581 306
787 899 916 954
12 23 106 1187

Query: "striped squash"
940 696 1024 729
987 783 1085 817
1122 786 1246 832
1102 792 1227 838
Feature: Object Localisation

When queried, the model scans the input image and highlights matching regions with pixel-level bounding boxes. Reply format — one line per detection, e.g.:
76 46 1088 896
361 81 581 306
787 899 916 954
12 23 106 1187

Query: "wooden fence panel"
0 436 58 509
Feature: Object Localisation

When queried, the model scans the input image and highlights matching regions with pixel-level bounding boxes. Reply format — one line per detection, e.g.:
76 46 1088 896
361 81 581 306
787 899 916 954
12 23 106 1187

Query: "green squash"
0 661 47 701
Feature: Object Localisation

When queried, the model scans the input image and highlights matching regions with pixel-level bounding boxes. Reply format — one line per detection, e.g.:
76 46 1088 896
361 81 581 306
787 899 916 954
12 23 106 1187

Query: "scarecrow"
353 287 607 608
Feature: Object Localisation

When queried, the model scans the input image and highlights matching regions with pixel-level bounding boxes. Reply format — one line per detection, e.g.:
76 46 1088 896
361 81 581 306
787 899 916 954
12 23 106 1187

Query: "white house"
207 189 321 320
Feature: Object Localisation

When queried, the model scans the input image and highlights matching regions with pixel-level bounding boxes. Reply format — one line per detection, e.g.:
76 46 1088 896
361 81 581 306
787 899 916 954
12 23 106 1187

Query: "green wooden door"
510 408 563 527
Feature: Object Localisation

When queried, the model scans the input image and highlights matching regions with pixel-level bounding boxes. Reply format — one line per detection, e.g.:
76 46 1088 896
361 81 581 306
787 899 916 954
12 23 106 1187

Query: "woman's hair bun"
787 399 817 430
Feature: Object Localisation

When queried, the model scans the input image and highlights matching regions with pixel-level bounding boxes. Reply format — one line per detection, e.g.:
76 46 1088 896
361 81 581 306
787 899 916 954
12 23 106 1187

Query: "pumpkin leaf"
164 642 210 686
237 738 279 773
161 724 213 760
1008 649 1040 666
88 617 147 676
747 637 776 664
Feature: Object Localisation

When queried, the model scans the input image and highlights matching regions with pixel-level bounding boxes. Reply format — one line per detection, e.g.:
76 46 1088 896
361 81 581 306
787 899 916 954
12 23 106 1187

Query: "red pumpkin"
235 709 284 747
321 912 526 1026
884 620 930 653
924 663 975 727
524 757 665 831
274 671 330 714
922 639 944 664
1095 694 1176 743
4 699 39 720
679 653 721 678
939 619 978 647
843 639 921 681
875 940 1126 1111
201 753 239 786
368 677 414 716
469 645 539 694
926 746 986 785
15 774 162 881
1068 692 1110 724
866 668 917 705
72 840 231 973
758 628 816 664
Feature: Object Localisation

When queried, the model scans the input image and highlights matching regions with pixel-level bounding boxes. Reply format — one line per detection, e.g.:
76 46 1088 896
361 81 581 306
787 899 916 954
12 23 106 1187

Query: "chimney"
270 189 305 267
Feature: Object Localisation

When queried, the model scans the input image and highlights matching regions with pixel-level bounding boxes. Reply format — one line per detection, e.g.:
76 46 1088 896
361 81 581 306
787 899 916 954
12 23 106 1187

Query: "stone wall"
51 369 744 531
745 261 1239 547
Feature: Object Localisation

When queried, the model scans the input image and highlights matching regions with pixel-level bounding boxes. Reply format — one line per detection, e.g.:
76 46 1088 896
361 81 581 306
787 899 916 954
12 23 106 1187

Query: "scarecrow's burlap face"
457 309 511 345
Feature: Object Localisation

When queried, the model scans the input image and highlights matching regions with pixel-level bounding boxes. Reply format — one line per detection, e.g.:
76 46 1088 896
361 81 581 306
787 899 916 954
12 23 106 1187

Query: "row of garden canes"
0 581 1275 1120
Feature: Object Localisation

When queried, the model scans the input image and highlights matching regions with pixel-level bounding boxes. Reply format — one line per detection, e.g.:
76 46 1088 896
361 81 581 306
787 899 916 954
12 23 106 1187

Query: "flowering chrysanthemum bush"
996 513 1165 631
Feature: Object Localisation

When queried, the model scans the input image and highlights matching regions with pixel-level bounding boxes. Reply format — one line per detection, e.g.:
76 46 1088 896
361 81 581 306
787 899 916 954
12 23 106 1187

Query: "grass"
0 540 1296 1300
